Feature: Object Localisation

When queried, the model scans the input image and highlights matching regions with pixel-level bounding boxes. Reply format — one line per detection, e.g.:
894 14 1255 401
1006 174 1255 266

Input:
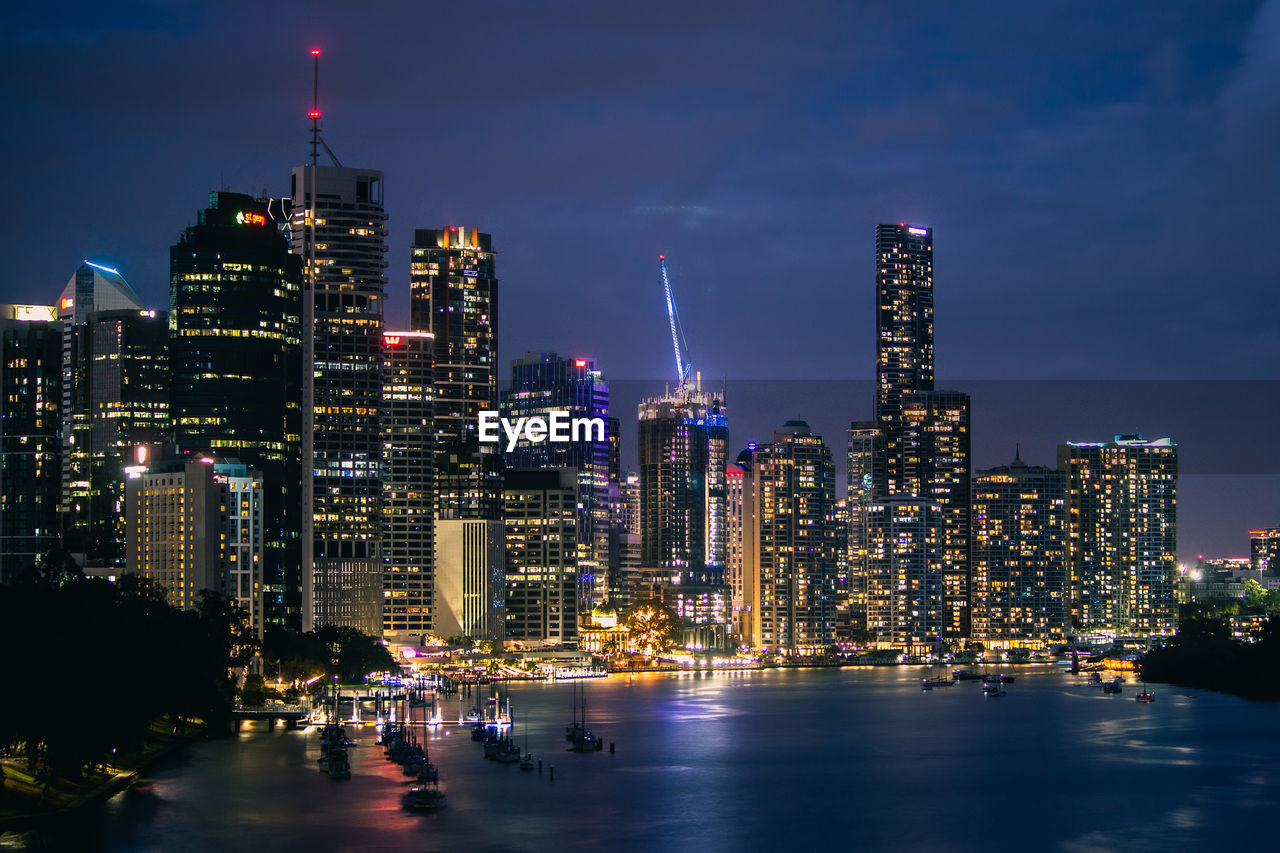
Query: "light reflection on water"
3 667 1278 852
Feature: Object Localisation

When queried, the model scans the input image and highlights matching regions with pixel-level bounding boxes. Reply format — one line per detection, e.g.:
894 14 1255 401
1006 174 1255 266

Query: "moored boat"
402 787 447 812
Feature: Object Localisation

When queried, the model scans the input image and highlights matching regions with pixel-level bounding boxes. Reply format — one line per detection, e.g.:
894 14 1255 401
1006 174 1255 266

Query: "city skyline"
4 7 1280 847
1 2 1277 564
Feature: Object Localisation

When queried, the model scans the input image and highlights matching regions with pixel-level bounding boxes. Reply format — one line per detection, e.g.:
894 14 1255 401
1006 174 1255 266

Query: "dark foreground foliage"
0 550 246 782
1139 616 1280 700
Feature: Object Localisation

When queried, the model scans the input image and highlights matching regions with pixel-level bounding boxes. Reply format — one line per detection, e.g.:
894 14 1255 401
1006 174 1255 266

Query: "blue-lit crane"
658 255 693 386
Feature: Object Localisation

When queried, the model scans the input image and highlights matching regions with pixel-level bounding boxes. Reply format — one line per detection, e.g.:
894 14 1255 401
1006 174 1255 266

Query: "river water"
4 667 1278 852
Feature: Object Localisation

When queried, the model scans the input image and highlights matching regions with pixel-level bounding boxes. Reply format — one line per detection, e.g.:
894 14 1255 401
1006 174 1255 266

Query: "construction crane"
658 254 693 386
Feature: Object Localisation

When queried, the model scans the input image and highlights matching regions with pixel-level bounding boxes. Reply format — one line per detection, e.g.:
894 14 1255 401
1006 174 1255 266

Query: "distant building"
57 261 155 568
501 353 609 608
381 331 434 641
607 527 641 611
726 461 746 640
874 223 933 498
1252 528 1280 577
81 308 169 570
410 227 502 521
637 384 729 581
170 191 303 630
740 421 840 653
504 468 578 643
620 470 640 536
291 167 388 635
126 457 265 634
0 304 61 581
846 421 883 634
971 455 1068 649
1194 556 1254 583
1058 435 1178 637
866 497 943 653
901 390 971 639
435 518 505 644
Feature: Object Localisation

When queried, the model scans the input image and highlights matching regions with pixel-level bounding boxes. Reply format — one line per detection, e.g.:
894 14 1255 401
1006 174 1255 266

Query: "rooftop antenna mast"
307 48 343 168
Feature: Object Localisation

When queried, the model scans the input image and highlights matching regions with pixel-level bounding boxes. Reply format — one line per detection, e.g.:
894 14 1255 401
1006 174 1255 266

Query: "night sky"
3 1 1277 559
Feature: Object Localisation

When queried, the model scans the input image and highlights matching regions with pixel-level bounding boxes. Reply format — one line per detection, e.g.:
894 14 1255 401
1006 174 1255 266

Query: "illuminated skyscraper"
971 455 1068 649
1058 435 1178 637
381 331 434 640
870 225 972 641
409 227 501 521
501 352 609 608
726 460 746 639
82 308 169 570
902 389 971 639
504 468 578 643
740 422 840 653
291 167 387 635
875 223 933 497
0 304 61 581
846 421 883 632
171 191 303 628
865 497 943 652
637 384 729 581
57 261 150 565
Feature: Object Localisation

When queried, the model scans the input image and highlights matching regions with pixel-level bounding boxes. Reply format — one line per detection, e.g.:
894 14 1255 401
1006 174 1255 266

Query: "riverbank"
0 719 207 830
1138 622 1280 701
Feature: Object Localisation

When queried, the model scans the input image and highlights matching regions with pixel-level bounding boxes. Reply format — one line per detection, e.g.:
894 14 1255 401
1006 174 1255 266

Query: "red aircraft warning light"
308 109 322 120
311 48 321 56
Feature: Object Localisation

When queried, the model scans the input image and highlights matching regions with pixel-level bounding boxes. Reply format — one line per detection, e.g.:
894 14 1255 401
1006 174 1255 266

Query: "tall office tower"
126 457 264 630
874 223 934 496
637 384 729 582
504 468 578 643
740 422 840 653
865 497 943 652
291 167 387 635
902 390 971 639
1252 528 1280 577
0 304 61 582
435 518 505 644
381 331 434 640
726 461 746 640
846 421 883 632
81 308 169 571
171 192 303 628
501 353 609 608
57 261 146 562
1057 435 1178 638
409 227 501 520
971 455 1068 650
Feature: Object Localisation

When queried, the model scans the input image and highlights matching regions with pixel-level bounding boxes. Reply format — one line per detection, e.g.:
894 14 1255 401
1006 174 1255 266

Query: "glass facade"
409 227 502 521
291 167 387 635
170 191 303 629
501 352 610 609
381 331 434 638
0 307 61 581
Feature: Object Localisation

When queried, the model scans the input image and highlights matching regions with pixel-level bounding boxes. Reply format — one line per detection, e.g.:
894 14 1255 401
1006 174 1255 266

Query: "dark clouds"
1 0 1277 556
